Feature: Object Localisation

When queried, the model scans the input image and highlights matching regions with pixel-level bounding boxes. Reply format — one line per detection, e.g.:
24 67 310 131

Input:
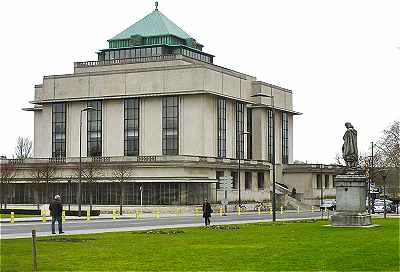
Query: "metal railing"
1 155 270 168
74 54 179 68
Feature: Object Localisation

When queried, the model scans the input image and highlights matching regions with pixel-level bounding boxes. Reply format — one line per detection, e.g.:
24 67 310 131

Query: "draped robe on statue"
342 125 358 167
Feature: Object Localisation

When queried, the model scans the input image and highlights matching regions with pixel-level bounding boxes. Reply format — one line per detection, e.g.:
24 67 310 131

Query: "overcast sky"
0 0 399 163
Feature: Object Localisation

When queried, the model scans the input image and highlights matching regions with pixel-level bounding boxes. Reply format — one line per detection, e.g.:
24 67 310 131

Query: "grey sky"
0 0 399 163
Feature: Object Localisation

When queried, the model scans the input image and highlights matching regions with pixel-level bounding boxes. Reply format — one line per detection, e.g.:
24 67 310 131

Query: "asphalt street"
1 211 323 239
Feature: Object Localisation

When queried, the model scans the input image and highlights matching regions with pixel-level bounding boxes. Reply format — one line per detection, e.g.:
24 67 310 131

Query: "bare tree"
30 164 44 210
14 137 32 160
375 121 400 169
0 162 16 209
80 160 103 212
112 163 134 215
40 162 58 203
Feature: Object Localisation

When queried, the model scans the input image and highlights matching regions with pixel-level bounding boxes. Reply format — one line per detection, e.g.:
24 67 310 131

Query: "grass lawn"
1 219 399 271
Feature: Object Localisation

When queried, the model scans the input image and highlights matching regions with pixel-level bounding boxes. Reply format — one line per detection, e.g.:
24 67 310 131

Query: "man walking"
202 199 213 226
49 195 64 234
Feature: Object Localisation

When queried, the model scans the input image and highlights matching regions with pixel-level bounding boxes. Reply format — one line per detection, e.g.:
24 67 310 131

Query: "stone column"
331 172 372 226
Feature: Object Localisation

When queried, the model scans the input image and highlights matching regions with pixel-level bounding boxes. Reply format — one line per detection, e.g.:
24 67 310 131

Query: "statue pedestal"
331 172 372 226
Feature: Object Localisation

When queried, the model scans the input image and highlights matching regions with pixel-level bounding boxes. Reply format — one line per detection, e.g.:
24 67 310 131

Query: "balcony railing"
74 54 179 68
1 155 270 169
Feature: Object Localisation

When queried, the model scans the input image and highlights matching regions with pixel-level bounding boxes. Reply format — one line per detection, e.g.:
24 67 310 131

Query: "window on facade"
114 50 120 60
257 172 264 190
325 175 330 188
247 108 252 159
245 172 252 190
282 112 289 164
267 109 274 163
87 101 102 157
124 98 140 156
231 171 238 189
52 103 66 158
316 174 322 189
216 170 224 190
162 96 179 155
120 49 126 59
236 102 245 159
217 98 226 158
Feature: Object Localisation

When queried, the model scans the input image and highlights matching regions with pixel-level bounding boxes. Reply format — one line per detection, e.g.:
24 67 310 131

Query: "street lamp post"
78 107 94 217
251 92 276 221
320 164 324 218
379 169 388 219
238 131 250 206
368 142 374 214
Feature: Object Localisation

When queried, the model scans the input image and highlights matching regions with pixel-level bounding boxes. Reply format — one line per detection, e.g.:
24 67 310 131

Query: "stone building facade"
1 6 300 206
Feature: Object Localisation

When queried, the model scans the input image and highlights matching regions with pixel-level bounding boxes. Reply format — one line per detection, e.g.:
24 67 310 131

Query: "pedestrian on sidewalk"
202 199 213 226
49 195 64 234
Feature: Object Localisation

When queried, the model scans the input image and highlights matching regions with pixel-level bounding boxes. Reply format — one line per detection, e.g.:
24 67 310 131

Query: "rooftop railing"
74 54 179 68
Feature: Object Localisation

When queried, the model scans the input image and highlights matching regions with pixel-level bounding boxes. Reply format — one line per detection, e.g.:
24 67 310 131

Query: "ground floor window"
257 172 265 190
245 172 252 190
3 182 213 206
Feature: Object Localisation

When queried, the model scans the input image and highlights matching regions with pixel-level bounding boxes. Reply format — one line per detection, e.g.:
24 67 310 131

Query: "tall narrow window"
257 172 265 190
247 108 252 159
316 174 322 189
162 96 179 155
217 98 226 158
325 175 330 188
216 170 224 190
236 102 245 159
87 100 102 157
231 171 238 189
52 103 66 158
282 112 289 164
245 172 252 190
124 98 140 156
267 109 274 162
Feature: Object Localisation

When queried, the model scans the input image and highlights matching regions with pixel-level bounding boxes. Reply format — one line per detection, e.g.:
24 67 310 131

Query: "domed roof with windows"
97 2 213 64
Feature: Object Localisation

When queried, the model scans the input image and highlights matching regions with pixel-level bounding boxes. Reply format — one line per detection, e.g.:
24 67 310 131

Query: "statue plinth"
331 170 372 226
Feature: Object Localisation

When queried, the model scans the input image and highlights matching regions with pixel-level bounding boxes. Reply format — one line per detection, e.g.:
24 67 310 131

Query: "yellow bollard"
237 206 241 216
86 208 90 221
10 212 15 224
280 206 283 215
135 209 142 219
258 207 261 216
156 209 160 219
311 206 314 213
176 208 181 217
41 210 46 223
112 210 116 220
269 207 272 215
219 207 223 216
297 206 300 215
62 210 66 224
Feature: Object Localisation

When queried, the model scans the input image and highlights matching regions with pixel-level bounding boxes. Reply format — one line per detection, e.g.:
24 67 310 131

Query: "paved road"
1 212 323 239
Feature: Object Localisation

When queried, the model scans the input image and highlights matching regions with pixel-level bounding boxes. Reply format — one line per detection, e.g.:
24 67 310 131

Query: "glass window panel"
120 49 126 59
124 98 140 156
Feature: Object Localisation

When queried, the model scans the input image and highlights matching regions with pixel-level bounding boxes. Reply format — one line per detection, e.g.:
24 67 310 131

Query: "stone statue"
342 122 358 168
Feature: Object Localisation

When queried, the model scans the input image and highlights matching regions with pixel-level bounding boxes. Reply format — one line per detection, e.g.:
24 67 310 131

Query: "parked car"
372 200 391 213
320 199 336 211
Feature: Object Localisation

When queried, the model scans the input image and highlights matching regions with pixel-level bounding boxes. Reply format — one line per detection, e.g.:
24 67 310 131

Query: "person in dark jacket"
49 195 64 234
202 199 213 226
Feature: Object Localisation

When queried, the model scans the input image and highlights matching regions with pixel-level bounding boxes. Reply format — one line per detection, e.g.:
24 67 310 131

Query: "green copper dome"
110 10 193 41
